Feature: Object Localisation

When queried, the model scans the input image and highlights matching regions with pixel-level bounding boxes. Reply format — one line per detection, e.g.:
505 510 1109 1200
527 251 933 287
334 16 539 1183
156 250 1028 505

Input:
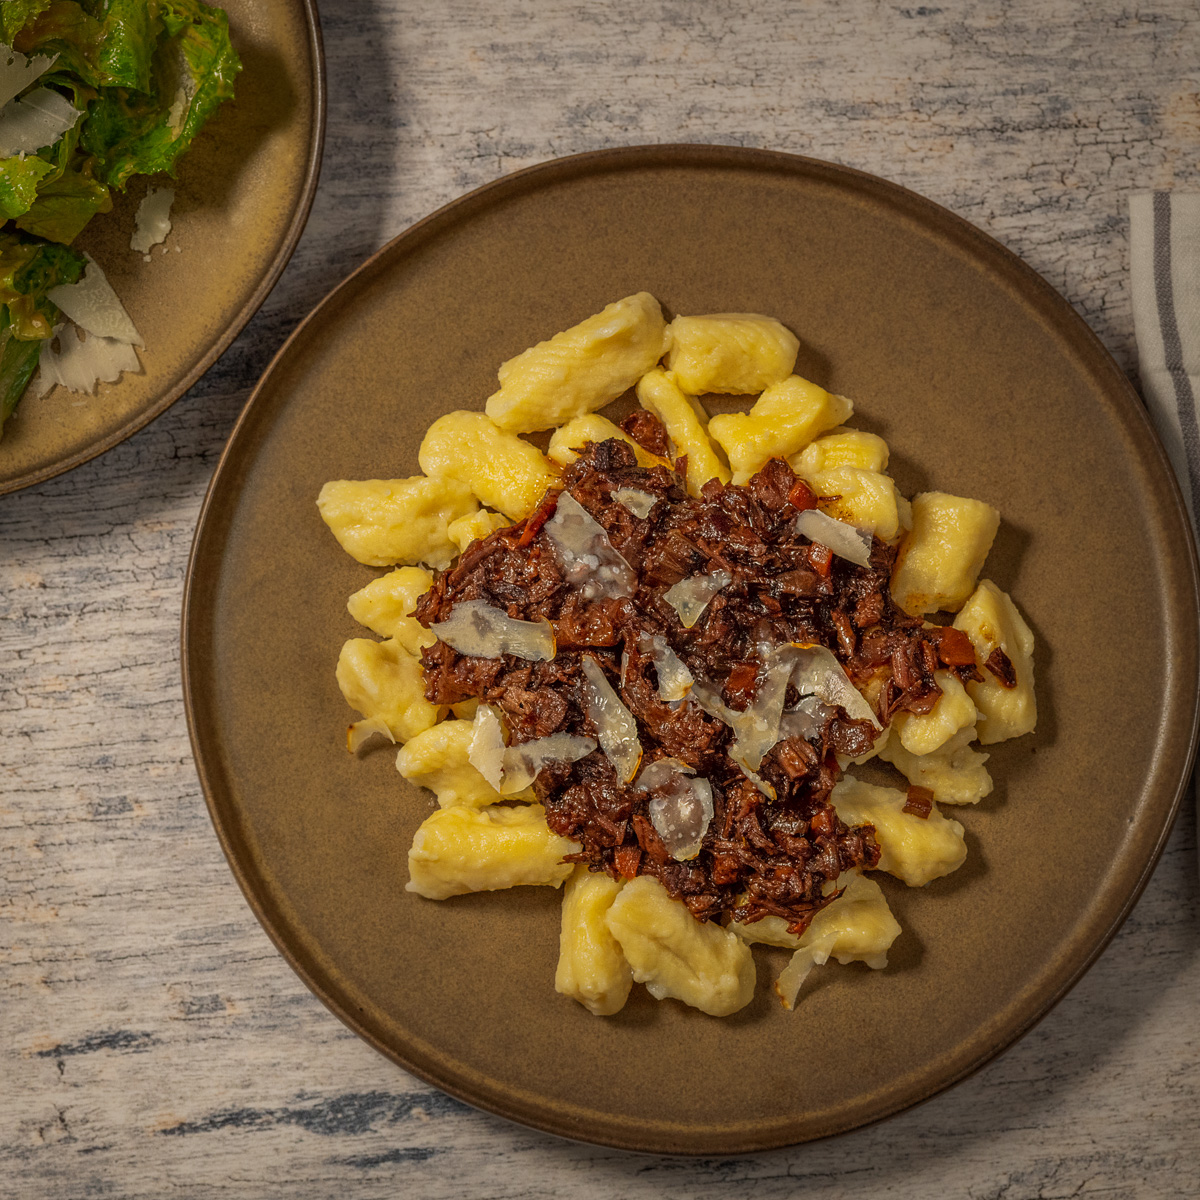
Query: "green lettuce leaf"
0 154 56 219
15 157 111 241
0 230 86 434
0 1 54 47
82 0 239 188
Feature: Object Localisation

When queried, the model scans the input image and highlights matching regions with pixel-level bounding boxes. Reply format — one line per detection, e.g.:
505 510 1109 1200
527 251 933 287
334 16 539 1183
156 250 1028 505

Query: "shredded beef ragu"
416 425 981 935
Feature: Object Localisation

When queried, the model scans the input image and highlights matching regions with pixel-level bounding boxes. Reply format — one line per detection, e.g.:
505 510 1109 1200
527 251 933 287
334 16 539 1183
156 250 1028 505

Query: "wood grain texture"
2 1 1199 1196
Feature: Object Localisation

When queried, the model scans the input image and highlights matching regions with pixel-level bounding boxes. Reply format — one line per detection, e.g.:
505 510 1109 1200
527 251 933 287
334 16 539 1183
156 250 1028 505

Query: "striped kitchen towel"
1129 191 1200 855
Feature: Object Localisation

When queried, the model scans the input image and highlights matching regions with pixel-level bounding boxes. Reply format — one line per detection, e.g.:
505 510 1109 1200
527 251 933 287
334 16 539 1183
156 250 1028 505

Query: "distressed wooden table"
4 3 1199 1196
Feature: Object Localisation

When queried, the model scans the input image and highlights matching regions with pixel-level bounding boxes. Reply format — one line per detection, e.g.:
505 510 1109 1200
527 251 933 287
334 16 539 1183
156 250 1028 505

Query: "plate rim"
181 142 1200 1153
0 0 328 497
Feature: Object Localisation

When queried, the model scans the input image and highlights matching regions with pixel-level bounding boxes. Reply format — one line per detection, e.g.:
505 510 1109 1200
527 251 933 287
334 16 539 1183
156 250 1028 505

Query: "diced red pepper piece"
808 542 833 577
614 844 642 879
788 478 819 511
517 489 561 547
936 627 976 667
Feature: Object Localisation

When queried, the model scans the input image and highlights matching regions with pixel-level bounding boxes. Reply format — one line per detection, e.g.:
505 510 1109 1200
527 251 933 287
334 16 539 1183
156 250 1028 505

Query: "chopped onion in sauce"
543 491 635 600
581 656 642 782
432 598 555 661
346 715 394 753
664 568 732 628
774 935 837 1010
795 508 872 568
639 632 693 701
613 487 659 518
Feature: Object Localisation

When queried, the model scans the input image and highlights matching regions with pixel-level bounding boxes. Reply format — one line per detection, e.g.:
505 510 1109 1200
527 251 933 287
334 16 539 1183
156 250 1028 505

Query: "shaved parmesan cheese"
646 772 714 861
580 656 642 781
778 694 835 743
0 86 81 156
468 705 596 794
131 186 175 253
347 715 395 753
544 491 635 600
663 568 732 628
32 323 141 396
47 255 143 346
0 50 57 110
789 643 882 729
635 758 715 860
432 598 555 661
796 508 872 568
638 632 693 701
690 656 788 773
613 487 658 518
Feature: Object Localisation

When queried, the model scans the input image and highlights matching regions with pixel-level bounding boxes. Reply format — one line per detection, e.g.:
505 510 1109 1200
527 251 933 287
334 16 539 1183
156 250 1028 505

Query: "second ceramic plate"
0 0 324 495
183 145 1198 1152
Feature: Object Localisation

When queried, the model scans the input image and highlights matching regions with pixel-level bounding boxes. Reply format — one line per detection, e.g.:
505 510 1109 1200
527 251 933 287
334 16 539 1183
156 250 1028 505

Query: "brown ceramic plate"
182 145 1199 1153
0 0 324 495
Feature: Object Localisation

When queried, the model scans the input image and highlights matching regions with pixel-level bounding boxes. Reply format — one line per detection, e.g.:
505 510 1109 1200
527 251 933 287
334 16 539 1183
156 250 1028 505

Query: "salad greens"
0 0 240 440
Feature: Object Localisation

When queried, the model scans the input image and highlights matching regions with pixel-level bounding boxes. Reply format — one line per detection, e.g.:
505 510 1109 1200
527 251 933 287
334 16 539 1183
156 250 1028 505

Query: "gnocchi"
485 292 669 433
665 313 799 395
419 410 560 521
319 292 1036 1020
406 803 580 900
317 476 477 569
708 374 853 484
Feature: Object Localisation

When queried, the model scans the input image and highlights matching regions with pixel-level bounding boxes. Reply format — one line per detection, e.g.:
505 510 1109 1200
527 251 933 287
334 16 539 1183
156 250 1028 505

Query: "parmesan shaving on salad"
131 186 175 254
47 255 144 346
32 324 141 397
0 86 81 157
0 49 57 110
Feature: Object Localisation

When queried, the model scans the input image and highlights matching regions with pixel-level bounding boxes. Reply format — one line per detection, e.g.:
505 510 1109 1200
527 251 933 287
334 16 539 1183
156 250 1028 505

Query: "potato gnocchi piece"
954 579 1037 745
447 509 510 555
891 669 978 756
547 413 669 470
790 427 889 475
830 776 967 887
665 313 799 395
485 292 669 433
419 410 561 521
396 719 533 808
635 368 731 495
730 872 900 955
406 803 579 900
347 566 435 653
807 465 904 541
879 725 993 806
890 491 1000 616
708 374 853 485
605 875 756 1016
555 866 633 1016
317 477 477 569
336 637 443 744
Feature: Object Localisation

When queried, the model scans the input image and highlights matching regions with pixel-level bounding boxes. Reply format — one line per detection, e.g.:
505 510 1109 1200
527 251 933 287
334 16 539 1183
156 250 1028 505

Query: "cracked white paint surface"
2 1 1199 1196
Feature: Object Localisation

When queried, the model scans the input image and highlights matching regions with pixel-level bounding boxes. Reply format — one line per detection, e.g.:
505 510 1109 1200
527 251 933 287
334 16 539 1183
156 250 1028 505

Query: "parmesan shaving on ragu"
789 643 882 729
634 758 714 861
795 508 872 568
32 324 141 397
467 704 595 794
432 598 555 661
47 255 144 346
580 656 642 782
0 86 82 156
131 186 175 254
613 487 659 518
638 632 693 701
543 490 635 600
663 568 732 628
